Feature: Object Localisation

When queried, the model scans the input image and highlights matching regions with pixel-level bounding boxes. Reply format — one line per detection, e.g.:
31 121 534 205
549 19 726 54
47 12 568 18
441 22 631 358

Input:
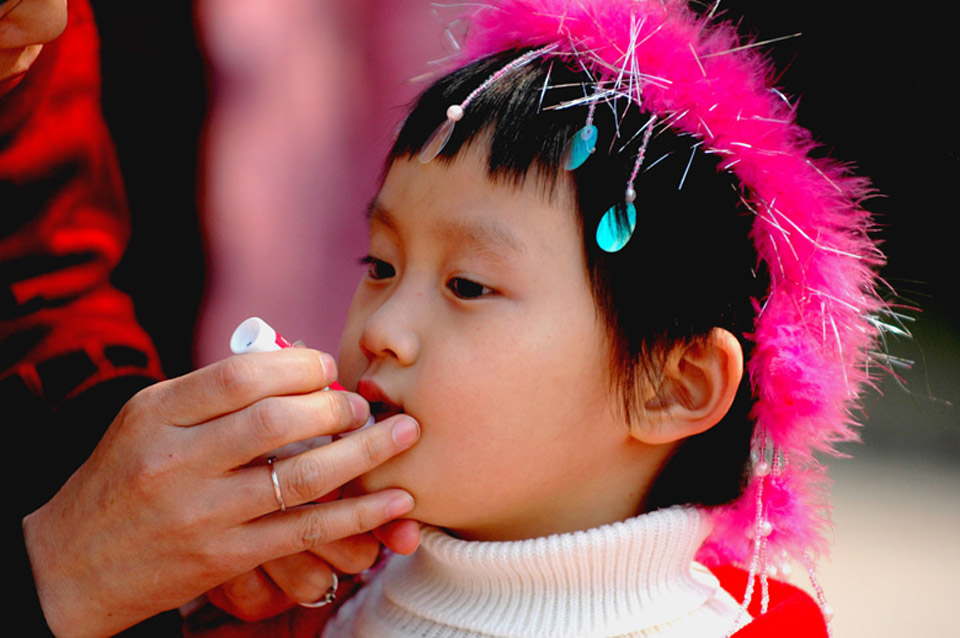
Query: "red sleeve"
1 0 163 401
712 565 829 638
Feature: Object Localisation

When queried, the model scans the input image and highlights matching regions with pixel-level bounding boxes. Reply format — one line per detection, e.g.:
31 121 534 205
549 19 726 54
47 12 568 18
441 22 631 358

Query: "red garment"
717 565 829 637
0 0 162 399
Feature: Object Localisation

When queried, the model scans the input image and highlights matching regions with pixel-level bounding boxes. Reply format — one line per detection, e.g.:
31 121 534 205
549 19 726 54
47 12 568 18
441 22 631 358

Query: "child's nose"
358 292 421 366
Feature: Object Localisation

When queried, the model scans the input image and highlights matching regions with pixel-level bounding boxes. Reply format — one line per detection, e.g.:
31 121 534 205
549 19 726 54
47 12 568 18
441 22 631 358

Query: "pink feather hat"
429 0 887 612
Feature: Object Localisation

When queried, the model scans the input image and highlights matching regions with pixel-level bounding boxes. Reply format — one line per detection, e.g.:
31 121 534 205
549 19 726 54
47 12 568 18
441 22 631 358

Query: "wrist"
18 511 55 637
23 502 108 638
23 505 71 637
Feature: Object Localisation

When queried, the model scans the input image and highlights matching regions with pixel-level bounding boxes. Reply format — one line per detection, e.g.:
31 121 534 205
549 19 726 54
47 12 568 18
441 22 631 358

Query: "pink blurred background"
194 0 448 362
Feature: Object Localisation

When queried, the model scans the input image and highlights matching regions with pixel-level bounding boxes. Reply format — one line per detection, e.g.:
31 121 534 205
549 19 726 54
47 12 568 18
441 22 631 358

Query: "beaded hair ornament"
419 0 889 631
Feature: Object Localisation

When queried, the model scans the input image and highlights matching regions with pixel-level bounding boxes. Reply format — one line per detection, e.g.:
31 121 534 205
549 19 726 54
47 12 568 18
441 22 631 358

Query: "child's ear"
632 328 743 445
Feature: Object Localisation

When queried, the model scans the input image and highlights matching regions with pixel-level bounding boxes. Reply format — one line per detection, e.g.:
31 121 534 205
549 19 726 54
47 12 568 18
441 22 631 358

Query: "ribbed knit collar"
326 506 742 638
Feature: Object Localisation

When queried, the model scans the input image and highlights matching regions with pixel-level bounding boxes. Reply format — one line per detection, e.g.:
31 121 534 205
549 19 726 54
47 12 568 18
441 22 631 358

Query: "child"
235 1 886 636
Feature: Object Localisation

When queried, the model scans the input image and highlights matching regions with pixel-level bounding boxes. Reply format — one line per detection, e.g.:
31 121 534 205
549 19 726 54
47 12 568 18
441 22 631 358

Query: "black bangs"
390 51 585 190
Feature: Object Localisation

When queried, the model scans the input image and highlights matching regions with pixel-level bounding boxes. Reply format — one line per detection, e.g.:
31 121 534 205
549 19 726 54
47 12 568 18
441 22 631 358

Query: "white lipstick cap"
230 317 281 354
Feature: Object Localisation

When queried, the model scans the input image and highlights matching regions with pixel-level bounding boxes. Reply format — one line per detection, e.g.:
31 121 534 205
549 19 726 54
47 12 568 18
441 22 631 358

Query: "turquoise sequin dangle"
596 188 637 253
595 115 657 253
564 94 599 170
564 124 598 170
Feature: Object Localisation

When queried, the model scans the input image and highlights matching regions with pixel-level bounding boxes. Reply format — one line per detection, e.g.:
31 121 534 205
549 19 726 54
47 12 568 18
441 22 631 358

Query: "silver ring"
266 456 286 512
297 571 338 608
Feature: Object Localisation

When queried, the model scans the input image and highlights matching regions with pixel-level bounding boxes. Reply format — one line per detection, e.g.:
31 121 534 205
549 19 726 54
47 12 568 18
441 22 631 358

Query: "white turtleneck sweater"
321 506 745 638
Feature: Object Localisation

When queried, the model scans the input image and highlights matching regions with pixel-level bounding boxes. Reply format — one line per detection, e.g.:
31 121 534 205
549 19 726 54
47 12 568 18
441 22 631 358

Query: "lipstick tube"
230 316 294 353
229 317 346 392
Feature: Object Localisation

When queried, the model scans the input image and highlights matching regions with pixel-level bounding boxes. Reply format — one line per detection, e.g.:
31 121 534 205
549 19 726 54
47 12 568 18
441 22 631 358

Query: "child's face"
338 144 656 541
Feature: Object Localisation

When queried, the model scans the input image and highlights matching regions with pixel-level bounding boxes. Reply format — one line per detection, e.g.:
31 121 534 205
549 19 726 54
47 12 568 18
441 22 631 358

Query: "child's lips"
356 378 404 421
368 401 405 422
336 378 404 438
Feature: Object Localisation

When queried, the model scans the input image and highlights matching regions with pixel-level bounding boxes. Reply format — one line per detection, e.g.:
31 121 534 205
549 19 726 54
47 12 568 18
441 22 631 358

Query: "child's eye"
360 255 395 280
447 277 492 299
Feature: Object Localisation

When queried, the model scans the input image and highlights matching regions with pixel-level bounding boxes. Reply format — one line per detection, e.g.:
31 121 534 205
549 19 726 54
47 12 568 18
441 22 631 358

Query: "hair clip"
419 44 558 164
596 115 656 252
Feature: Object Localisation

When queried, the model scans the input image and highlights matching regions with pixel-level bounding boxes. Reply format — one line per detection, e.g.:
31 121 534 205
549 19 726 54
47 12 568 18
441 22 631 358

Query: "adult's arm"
22 348 420 638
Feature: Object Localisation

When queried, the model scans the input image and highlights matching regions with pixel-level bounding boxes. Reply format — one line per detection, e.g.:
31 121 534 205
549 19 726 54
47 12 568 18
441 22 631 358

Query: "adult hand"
21 348 420 638
0 0 68 92
206 519 421 621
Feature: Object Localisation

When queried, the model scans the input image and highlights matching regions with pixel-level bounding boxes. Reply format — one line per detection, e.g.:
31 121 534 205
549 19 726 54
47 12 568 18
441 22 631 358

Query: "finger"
374 519 422 555
207 568 293 622
261 552 337 606
230 414 419 518
244 488 415 557
191 389 369 470
308 534 381 574
143 349 336 426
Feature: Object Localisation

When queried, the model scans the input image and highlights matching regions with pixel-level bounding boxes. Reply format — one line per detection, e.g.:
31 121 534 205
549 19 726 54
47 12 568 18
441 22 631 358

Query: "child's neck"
440 438 676 543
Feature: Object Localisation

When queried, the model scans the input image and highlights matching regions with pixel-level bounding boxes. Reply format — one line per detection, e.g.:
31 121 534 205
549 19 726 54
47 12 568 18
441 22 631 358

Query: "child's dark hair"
388 50 765 509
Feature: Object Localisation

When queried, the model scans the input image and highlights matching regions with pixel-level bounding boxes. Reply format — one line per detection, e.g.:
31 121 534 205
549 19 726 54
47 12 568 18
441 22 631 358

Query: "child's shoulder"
711 566 828 638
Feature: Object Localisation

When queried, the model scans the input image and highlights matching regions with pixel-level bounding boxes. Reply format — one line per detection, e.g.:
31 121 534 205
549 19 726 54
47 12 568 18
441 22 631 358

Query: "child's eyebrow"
366 200 398 230
367 199 526 257
431 218 526 257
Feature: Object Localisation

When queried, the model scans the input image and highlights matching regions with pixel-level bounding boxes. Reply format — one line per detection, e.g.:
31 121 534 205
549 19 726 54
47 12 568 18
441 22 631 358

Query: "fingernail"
347 394 369 426
385 492 415 519
391 417 420 448
318 352 336 379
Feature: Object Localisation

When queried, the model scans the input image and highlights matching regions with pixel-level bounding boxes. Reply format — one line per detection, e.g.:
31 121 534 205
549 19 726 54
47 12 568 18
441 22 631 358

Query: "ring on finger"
267 456 286 512
297 571 339 608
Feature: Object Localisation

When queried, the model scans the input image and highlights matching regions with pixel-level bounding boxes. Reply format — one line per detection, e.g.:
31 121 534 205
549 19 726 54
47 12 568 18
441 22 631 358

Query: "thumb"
373 519 420 555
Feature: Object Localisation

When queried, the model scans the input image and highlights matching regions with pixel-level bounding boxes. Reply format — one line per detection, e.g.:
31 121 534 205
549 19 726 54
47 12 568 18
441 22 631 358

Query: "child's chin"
341 476 371 499
343 466 397 499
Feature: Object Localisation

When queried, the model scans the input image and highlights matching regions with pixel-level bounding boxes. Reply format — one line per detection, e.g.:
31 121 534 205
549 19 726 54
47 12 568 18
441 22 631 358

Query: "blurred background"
89 1 958 636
